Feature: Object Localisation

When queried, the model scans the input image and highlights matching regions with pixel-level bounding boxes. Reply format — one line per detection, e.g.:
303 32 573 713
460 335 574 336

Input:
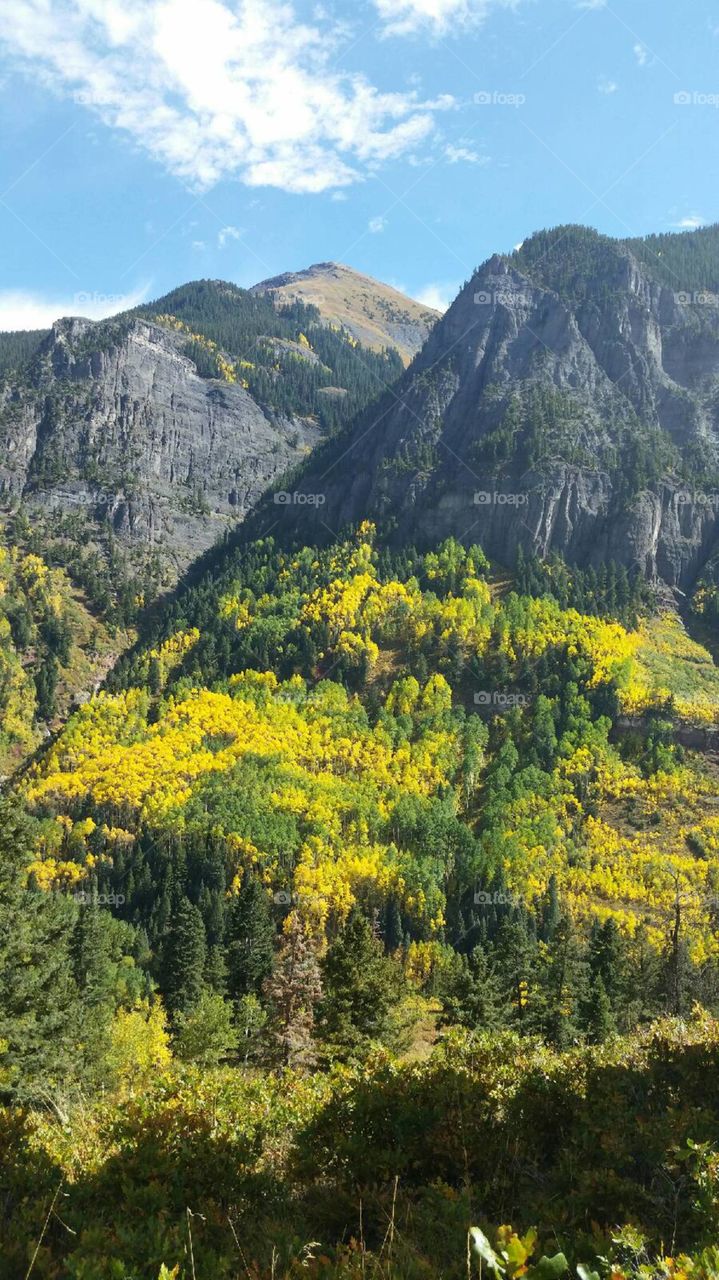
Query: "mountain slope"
250 261 440 364
0 280 403 611
258 224 719 591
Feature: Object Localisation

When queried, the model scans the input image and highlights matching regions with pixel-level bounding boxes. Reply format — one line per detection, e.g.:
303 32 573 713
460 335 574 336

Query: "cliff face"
265 231 719 589
0 316 321 573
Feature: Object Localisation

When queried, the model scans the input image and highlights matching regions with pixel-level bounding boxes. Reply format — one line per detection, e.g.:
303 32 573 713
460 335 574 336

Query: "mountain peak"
251 261 439 364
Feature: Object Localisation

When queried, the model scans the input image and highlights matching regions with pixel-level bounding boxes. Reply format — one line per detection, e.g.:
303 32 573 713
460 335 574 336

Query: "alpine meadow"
3 2 719 1277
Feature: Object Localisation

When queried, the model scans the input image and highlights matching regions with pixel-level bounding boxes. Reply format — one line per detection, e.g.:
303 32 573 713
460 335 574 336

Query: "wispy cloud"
597 76 618 95
445 143 488 164
368 215 387 234
413 281 458 311
373 0 520 39
0 285 149 332
218 225 243 248
633 42 650 67
672 215 705 230
0 0 451 194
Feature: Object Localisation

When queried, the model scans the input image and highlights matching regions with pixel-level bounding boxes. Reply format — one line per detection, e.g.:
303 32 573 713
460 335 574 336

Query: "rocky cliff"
0 315 322 576
261 226 719 590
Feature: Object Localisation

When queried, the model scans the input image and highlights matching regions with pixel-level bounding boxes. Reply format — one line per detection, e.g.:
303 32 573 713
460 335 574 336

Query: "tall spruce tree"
0 800 81 1100
161 897 207 1018
318 908 404 1061
225 873 275 1001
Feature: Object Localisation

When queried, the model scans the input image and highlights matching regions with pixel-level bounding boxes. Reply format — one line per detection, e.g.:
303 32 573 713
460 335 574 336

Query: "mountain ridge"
253 224 719 592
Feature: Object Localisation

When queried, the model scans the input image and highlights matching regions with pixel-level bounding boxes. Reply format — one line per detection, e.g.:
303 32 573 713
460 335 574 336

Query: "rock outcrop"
263 229 719 590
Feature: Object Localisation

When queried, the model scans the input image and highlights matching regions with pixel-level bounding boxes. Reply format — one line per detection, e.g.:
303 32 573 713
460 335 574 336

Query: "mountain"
0 280 403 614
250 261 440 364
260 224 719 591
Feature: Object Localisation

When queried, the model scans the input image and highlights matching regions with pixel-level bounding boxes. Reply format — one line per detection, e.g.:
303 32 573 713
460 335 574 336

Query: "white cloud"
0 285 149 332
633 42 650 67
368 215 387 234
413 281 458 311
217 225 243 248
672 215 705 230
597 76 618 94
374 0 519 38
331 191 348 202
0 0 446 194
577 0 605 9
445 142 488 164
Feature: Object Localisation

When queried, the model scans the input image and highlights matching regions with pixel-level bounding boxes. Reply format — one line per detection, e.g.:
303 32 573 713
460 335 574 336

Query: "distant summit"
251 260 439 364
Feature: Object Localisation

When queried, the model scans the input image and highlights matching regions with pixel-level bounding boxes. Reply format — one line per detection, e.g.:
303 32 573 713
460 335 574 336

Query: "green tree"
225 874 275 1000
318 908 404 1061
161 897 207 1018
173 989 238 1066
0 800 80 1100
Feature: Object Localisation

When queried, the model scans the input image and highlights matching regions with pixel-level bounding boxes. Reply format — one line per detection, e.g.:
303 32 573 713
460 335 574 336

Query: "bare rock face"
0 317 321 573
265 233 719 590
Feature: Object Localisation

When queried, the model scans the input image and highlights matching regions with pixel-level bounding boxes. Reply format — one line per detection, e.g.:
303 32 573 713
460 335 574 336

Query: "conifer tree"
0 800 80 1099
318 908 403 1060
225 873 275 1000
581 973 615 1044
161 897 207 1018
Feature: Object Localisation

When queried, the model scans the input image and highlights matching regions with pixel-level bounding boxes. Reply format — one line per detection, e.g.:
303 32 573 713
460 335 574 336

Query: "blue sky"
0 0 716 329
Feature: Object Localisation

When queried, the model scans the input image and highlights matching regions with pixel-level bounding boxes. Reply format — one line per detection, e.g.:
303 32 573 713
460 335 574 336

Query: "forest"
4 517 719 1275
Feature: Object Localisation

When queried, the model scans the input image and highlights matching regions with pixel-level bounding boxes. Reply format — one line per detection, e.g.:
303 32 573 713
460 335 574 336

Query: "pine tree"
318 908 404 1060
225 874 275 1000
263 914 322 1069
534 915 588 1048
581 973 615 1044
72 898 117 1078
497 917 537 1030
161 897 207 1018
0 799 81 1100
439 945 504 1031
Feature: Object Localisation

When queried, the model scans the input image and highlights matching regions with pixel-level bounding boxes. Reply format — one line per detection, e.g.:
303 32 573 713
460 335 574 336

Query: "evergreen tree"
0 800 81 1100
439 945 504 1031
71 898 117 1078
533 915 588 1049
161 897 207 1018
581 973 616 1044
225 874 275 1000
318 908 404 1060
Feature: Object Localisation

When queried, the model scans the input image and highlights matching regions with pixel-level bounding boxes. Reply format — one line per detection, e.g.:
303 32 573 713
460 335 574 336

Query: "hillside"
251 261 440 364
0 280 403 618
0 517 125 772
258 224 719 593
